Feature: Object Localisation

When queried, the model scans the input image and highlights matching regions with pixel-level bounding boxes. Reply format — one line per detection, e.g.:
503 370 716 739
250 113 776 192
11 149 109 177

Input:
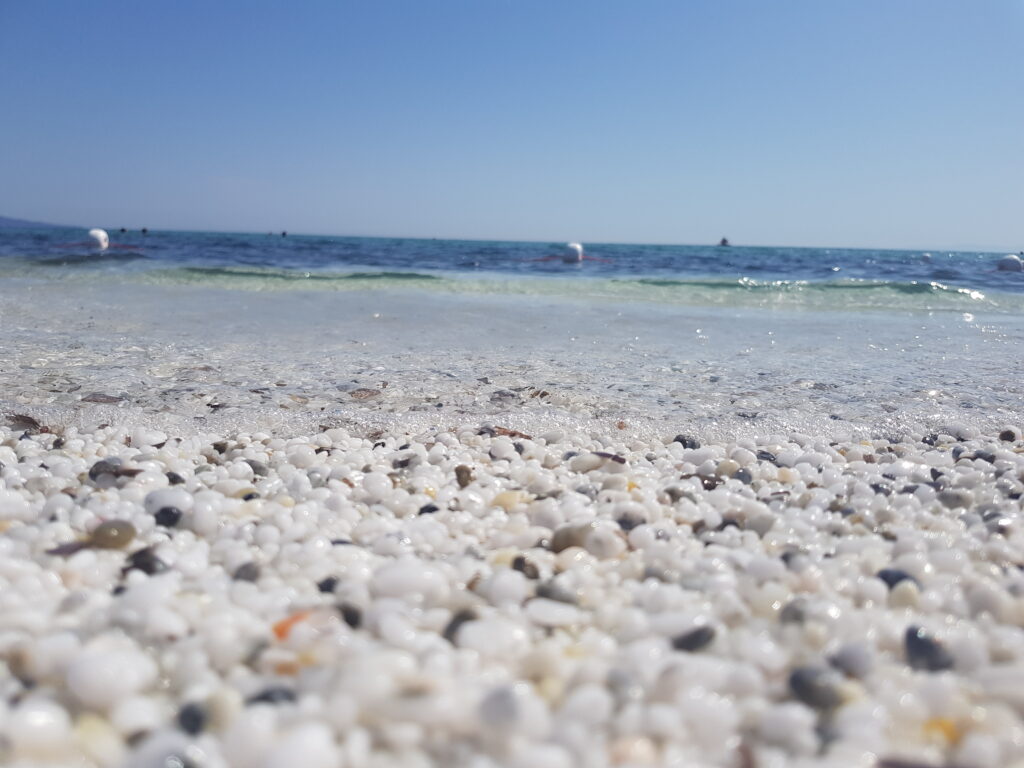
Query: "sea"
1 227 1023 441
1 228 1022 313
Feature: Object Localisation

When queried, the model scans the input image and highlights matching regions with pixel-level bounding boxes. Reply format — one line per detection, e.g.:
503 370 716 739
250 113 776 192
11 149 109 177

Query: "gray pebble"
671 625 715 652
233 562 261 582
829 643 873 679
788 666 842 710
938 489 973 509
904 626 954 671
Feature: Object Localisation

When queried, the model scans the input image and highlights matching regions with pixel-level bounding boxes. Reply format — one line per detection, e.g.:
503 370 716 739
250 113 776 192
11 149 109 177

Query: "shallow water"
1 277 1021 441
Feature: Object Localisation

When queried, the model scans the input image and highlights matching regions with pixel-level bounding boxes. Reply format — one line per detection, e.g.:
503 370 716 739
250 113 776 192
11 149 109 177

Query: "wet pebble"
876 568 918 590
673 435 700 449
316 576 339 594
247 687 296 705
124 547 168 576
232 562 261 582
905 626 954 672
176 703 206 735
788 666 843 710
671 625 715 652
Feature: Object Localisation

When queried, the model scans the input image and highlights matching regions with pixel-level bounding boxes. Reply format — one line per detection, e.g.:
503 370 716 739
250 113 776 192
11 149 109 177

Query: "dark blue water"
1 227 1022 312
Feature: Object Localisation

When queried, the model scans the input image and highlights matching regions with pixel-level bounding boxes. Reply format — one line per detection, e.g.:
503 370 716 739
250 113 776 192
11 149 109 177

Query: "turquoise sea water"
1 228 1022 313
1 227 1022 440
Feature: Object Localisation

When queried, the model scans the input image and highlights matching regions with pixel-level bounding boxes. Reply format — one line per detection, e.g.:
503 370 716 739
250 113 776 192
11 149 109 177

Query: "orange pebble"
923 717 962 745
273 660 301 676
273 610 312 641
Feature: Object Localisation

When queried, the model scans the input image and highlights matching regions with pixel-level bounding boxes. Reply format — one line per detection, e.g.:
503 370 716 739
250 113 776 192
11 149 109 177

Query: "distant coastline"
0 215 75 229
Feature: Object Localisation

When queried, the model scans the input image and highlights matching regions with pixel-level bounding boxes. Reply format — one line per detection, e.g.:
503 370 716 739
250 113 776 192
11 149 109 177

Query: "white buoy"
88 228 109 250
564 242 584 262
997 254 1023 272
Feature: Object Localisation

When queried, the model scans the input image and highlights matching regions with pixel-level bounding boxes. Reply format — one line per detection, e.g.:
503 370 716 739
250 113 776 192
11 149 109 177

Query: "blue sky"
1 1 1021 249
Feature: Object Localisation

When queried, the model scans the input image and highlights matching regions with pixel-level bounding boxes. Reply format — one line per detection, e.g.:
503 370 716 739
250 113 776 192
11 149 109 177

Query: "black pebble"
780 548 803 567
88 458 122 482
870 483 892 496
233 562 261 582
616 514 643 532
877 568 918 589
673 435 700 449
671 625 715 652
246 687 296 705
756 449 778 464
930 468 943 481
418 503 439 515
732 468 753 484
443 608 477 644
779 599 808 624
166 472 186 485
154 506 183 527
905 626 954 671
52 437 65 449
789 666 841 710
1000 429 1017 442
512 555 539 579
317 576 339 594
338 603 362 629
241 492 259 501
974 450 996 464
177 702 206 735
124 547 168 576
331 538 353 546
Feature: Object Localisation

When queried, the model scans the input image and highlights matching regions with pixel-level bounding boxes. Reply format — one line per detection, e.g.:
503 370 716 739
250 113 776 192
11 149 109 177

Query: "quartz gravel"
1 423 1024 768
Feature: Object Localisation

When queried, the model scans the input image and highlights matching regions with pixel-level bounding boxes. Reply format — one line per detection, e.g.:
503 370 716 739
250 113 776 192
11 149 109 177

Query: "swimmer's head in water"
88 228 109 250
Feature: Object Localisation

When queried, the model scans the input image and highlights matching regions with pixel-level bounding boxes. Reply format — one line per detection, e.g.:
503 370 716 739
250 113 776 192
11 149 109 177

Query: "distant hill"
0 215 74 229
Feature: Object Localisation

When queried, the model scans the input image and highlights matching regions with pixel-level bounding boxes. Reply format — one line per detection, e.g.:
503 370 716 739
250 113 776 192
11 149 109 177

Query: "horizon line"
1 214 1018 255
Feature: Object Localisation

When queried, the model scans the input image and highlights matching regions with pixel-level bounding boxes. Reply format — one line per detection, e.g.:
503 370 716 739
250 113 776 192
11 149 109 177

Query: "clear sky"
1 1 1021 249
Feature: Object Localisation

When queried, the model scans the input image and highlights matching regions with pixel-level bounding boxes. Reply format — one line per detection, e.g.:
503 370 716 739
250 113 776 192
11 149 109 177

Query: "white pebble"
66 640 158 710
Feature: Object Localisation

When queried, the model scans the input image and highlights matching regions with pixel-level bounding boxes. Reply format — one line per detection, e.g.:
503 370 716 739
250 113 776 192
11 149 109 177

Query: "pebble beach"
2 237 1024 768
